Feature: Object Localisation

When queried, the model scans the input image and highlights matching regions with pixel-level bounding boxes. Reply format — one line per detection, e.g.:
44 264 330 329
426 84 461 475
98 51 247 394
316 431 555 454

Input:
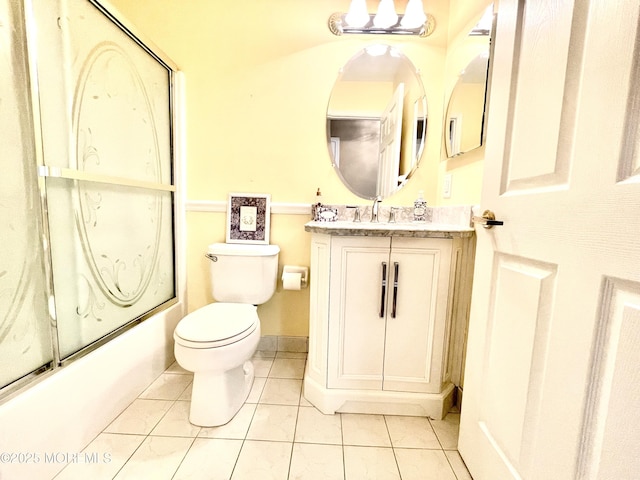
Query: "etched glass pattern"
0 0 54 389
37 0 176 359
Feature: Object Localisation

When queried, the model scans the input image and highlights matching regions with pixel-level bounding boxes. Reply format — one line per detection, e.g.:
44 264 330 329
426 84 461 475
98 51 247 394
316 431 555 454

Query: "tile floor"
54 351 473 480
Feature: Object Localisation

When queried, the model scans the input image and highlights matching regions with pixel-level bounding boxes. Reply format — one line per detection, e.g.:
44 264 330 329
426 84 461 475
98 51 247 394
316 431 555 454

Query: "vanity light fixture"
329 0 435 37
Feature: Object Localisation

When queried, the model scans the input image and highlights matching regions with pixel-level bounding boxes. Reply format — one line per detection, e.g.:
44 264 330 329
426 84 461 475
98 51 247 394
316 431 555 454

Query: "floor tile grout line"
442 449 463 480
428 417 447 450
428 416 466 480
228 367 267 480
340 412 347 480
119 369 193 479
383 415 404 479
285 400 302 479
290 358 308 478
454 450 474 480
147 392 182 436
127 390 181 479
109 430 152 480
168 436 198 480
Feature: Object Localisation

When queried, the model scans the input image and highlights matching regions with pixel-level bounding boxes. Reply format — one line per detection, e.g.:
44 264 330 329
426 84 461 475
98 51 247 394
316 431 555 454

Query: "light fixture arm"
328 12 436 37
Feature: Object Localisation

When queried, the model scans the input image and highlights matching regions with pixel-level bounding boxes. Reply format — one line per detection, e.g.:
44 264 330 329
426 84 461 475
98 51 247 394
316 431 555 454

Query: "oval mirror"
327 45 426 200
444 4 493 158
444 50 490 157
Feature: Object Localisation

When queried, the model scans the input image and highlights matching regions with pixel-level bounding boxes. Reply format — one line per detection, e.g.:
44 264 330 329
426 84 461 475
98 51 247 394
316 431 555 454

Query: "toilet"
173 242 280 427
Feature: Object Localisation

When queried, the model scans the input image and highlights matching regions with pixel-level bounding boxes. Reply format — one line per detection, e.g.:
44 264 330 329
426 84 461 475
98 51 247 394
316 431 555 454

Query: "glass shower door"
32 0 177 361
0 0 179 396
0 0 54 390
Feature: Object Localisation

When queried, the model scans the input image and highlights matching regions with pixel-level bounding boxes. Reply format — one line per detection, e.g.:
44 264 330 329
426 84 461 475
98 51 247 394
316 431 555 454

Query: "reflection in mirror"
327 44 426 200
444 5 493 158
445 51 489 157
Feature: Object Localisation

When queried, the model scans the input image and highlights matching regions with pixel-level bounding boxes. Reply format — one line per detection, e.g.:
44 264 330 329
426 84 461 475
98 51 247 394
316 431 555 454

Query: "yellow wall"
107 0 474 337
329 81 393 116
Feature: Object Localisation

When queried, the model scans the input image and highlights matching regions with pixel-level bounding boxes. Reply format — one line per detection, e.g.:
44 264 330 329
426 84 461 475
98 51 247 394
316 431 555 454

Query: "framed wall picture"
226 193 271 244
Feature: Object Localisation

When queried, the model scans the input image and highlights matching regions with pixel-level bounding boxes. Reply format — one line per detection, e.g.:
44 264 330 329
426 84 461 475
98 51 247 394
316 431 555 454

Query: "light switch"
443 174 452 199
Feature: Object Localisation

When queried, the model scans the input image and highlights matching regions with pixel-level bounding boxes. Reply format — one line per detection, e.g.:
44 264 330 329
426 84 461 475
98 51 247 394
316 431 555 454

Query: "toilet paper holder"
281 265 309 289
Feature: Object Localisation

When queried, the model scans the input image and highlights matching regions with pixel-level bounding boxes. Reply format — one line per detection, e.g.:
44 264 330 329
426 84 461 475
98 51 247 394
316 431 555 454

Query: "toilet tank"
207 243 280 304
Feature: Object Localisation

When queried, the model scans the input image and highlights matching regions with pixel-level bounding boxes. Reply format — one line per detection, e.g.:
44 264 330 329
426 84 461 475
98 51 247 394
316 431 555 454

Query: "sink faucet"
371 195 382 222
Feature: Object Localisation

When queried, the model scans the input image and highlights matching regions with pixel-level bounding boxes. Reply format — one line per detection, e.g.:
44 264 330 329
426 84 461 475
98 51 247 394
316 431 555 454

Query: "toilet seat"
174 303 259 349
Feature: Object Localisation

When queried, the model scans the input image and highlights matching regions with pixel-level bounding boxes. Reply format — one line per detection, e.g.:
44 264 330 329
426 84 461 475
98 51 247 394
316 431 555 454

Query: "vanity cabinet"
305 230 474 419
327 235 451 393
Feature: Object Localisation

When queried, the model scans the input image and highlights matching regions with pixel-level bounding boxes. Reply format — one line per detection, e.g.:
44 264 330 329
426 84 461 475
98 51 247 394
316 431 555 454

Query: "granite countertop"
305 204 477 238
304 221 475 238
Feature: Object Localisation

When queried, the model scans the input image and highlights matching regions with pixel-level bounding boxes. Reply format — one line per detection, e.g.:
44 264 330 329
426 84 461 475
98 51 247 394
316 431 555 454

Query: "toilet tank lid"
208 243 280 256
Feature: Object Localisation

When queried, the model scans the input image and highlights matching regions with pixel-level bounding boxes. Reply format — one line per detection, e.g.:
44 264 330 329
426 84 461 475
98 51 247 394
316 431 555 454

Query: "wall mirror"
327 44 426 200
444 5 493 158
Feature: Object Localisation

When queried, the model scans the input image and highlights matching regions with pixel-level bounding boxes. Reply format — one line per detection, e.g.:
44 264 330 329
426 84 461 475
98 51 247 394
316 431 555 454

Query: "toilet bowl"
174 303 261 426
173 242 279 427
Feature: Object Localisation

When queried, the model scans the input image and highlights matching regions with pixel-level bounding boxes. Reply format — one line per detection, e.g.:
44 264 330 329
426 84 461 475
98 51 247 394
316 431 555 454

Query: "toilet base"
189 360 255 427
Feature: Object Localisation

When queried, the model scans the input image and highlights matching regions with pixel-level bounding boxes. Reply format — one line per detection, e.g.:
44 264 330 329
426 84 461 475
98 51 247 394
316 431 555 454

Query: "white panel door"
459 1 640 479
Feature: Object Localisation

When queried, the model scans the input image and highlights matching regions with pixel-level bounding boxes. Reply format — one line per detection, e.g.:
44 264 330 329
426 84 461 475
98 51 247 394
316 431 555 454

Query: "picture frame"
226 193 271 244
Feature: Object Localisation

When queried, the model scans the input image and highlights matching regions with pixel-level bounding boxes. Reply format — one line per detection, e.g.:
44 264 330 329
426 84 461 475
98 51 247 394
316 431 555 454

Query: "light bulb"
373 0 398 28
401 0 426 28
344 0 369 27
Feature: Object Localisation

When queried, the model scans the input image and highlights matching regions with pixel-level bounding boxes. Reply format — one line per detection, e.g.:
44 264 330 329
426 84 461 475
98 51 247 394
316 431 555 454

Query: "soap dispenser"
413 190 427 222
312 188 323 220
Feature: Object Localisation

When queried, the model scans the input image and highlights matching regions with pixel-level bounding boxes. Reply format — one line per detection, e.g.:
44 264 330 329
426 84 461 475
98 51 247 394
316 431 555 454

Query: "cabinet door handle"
391 262 399 318
380 262 388 318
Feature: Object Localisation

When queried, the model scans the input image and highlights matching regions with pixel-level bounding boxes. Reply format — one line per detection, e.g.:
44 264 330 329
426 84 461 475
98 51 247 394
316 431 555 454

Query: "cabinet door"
327 236 391 390
383 237 452 393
